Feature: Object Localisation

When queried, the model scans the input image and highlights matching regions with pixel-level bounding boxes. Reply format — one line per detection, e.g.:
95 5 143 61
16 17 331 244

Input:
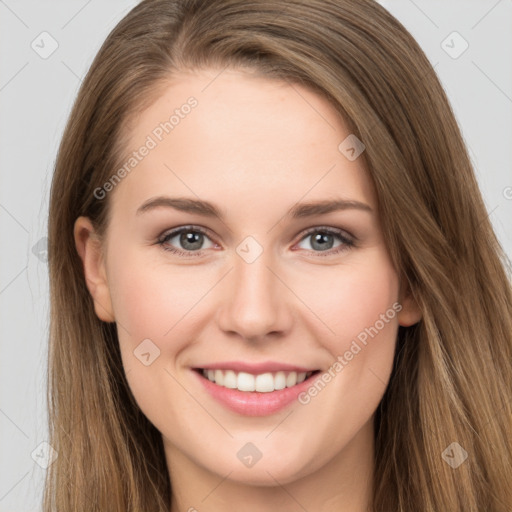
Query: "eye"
294 227 355 256
157 226 216 257
157 225 355 258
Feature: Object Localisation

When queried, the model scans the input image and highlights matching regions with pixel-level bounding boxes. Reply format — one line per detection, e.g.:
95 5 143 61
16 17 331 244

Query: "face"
75 68 420 488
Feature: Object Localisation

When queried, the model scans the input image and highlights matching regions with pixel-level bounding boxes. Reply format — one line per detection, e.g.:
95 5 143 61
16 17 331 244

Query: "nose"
216 248 293 342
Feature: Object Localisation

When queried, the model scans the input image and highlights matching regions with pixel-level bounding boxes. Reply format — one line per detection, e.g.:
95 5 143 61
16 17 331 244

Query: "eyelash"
156 225 356 258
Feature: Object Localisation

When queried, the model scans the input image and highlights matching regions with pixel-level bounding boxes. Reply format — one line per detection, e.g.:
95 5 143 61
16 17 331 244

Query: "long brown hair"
45 0 512 510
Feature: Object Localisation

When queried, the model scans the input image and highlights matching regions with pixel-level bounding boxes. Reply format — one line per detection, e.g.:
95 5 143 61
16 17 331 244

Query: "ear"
397 277 422 327
73 216 115 323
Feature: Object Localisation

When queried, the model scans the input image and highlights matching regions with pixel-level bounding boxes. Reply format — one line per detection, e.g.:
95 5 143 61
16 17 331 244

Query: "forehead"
110 68 376 219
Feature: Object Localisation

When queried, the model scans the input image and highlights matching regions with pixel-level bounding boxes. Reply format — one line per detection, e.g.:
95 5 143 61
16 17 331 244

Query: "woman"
45 0 512 510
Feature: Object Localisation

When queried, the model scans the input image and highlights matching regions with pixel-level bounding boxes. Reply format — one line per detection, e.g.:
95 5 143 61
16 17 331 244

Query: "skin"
74 68 421 512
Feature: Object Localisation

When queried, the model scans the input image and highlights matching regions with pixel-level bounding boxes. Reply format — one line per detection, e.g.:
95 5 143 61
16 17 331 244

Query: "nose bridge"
217 241 290 340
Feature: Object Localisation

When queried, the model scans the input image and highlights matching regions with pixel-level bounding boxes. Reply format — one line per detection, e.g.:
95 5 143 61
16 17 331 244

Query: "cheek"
302 252 399 413
106 248 210 428
106 245 222 411
107 244 206 341
294 251 399 350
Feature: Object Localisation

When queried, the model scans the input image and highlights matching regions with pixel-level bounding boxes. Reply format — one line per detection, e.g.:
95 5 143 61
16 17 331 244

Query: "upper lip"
193 361 319 375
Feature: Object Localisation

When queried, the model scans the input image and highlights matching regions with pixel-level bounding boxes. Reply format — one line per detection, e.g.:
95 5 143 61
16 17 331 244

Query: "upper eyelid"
300 225 354 239
159 225 215 243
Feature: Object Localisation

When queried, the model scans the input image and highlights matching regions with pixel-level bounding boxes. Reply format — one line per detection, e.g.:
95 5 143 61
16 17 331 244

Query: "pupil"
312 232 333 251
181 231 202 250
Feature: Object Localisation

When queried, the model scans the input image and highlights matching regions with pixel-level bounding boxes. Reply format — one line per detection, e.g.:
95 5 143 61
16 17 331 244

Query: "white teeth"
237 372 255 391
255 373 274 392
286 371 297 387
223 370 237 389
201 369 314 392
214 369 224 386
274 371 287 390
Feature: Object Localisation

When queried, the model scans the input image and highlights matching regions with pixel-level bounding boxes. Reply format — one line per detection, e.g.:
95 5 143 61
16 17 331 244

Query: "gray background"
1 1 511 510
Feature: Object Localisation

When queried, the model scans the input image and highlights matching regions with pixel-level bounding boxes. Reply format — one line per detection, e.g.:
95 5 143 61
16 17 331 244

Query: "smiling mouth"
194 368 321 393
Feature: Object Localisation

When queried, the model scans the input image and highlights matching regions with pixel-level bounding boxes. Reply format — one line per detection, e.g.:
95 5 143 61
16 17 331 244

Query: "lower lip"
192 369 320 416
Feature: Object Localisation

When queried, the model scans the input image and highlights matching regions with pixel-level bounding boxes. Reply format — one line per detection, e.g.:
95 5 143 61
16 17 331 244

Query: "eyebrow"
136 196 372 220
